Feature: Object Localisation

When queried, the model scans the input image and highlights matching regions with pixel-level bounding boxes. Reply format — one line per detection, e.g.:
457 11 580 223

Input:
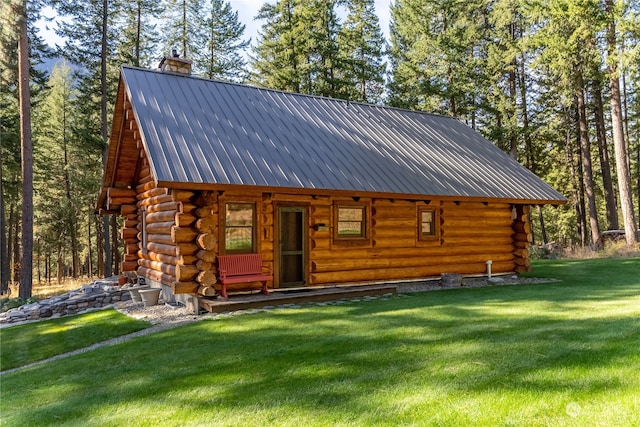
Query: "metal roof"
120 66 566 203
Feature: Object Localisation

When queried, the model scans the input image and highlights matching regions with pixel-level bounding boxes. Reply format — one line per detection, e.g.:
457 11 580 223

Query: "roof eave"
157 180 567 206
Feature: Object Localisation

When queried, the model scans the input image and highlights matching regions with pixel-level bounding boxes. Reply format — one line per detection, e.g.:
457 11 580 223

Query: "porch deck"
198 284 397 313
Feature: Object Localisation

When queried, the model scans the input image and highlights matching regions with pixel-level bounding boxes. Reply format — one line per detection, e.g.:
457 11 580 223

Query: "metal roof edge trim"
157 181 567 205
120 67 160 189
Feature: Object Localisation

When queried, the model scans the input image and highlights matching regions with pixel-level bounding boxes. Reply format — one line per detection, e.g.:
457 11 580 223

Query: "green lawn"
0 309 151 371
1 258 639 426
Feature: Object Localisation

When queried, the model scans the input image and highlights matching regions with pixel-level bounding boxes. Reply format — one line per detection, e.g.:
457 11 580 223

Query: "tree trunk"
87 211 93 278
62 104 80 278
637 141 640 229
57 245 63 285
8 203 16 283
519 52 533 171
101 0 112 277
605 0 637 245
36 238 41 283
45 251 50 284
17 3 33 298
537 205 548 245
96 215 105 276
508 22 518 160
568 111 587 247
0 152 8 294
575 77 601 249
591 79 619 230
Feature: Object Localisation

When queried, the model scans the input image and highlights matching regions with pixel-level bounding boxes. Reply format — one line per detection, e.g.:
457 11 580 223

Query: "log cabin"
96 56 566 308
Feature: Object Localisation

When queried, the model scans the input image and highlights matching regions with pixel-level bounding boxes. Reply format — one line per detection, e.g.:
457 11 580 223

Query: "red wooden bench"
216 254 272 299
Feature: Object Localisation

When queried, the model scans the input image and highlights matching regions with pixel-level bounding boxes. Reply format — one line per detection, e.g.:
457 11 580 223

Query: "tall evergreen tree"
525 0 605 247
33 61 81 279
114 0 163 68
162 0 199 58
337 0 386 103
605 0 637 245
388 0 485 118
1 0 50 291
54 0 120 276
1 0 36 297
193 0 249 81
300 0 342 97
251 0 304 92
252 0 345 98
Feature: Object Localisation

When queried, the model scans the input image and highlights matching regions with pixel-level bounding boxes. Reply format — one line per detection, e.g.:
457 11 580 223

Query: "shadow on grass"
0 309 151 371
2 258 639 425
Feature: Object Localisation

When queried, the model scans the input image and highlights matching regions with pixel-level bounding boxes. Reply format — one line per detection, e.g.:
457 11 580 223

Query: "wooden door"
278 207 306 287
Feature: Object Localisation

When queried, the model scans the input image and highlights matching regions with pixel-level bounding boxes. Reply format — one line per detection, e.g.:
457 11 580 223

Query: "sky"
38 1 393 53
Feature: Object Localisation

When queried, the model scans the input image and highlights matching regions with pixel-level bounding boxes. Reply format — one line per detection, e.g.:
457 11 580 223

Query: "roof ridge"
120 65 458 122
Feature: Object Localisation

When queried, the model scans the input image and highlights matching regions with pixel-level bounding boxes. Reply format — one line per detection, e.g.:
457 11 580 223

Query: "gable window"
224 202 255 253
335 205 367 239
418 207 438 240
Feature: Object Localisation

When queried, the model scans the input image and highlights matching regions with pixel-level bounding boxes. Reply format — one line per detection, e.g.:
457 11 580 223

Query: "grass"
1 258 639 426
0 309 151 371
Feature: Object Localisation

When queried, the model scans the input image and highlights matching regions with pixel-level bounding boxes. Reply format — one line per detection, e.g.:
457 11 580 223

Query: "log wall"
306 198 518 285
118 176 530 293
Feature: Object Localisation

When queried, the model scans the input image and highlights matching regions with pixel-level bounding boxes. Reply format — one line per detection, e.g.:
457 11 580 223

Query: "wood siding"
119 159 532 294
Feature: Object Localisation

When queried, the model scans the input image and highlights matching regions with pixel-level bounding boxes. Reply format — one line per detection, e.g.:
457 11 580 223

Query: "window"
419 208 438 240
335 205 366 239
224 202 255 253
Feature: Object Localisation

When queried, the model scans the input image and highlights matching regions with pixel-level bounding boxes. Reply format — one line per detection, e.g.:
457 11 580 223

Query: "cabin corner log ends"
113 161 224 295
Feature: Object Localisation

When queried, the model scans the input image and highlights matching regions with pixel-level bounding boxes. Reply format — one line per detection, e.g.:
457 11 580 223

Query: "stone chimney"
159 50 192 75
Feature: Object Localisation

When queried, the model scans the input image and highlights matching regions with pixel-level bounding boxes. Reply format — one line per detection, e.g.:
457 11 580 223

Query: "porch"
198 284 398 314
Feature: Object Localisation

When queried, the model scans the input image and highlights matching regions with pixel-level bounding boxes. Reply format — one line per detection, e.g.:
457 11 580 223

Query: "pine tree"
54 0 120 276
114 0 163 68
387 0 486 118
162 0 199 58
34 61 81 279
337 0 386 103
300 0 342 97
252 0 345 98
251 0 304 92
194 0 249 81
1 0 36 297
605 0 638 245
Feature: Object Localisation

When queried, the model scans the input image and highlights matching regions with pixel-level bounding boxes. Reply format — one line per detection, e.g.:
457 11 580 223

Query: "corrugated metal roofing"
121 66 566 203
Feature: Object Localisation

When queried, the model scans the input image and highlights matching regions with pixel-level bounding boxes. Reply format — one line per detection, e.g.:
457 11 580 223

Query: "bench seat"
217 254 273 299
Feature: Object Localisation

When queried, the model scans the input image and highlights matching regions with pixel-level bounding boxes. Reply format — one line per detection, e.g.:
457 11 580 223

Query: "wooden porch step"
199 285 397 314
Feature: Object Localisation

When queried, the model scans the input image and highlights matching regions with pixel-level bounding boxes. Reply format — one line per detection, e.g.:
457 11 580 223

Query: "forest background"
1 0 639 297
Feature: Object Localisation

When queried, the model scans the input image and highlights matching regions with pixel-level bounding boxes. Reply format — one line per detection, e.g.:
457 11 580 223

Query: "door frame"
275 204 308 288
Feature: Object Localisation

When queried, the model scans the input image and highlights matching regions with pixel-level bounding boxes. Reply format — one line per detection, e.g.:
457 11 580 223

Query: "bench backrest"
217 254 264 276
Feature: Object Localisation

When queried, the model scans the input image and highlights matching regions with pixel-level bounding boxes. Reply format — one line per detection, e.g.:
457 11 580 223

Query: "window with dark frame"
335 205 366 239
224 202 255 253
419 208 438 240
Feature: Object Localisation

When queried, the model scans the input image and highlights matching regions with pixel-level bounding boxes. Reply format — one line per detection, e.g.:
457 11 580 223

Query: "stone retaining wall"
0 279 133 326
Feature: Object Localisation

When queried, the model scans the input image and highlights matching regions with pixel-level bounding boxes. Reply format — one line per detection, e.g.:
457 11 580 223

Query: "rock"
441 273 463 287
488 277 505 284
7 311 27 319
